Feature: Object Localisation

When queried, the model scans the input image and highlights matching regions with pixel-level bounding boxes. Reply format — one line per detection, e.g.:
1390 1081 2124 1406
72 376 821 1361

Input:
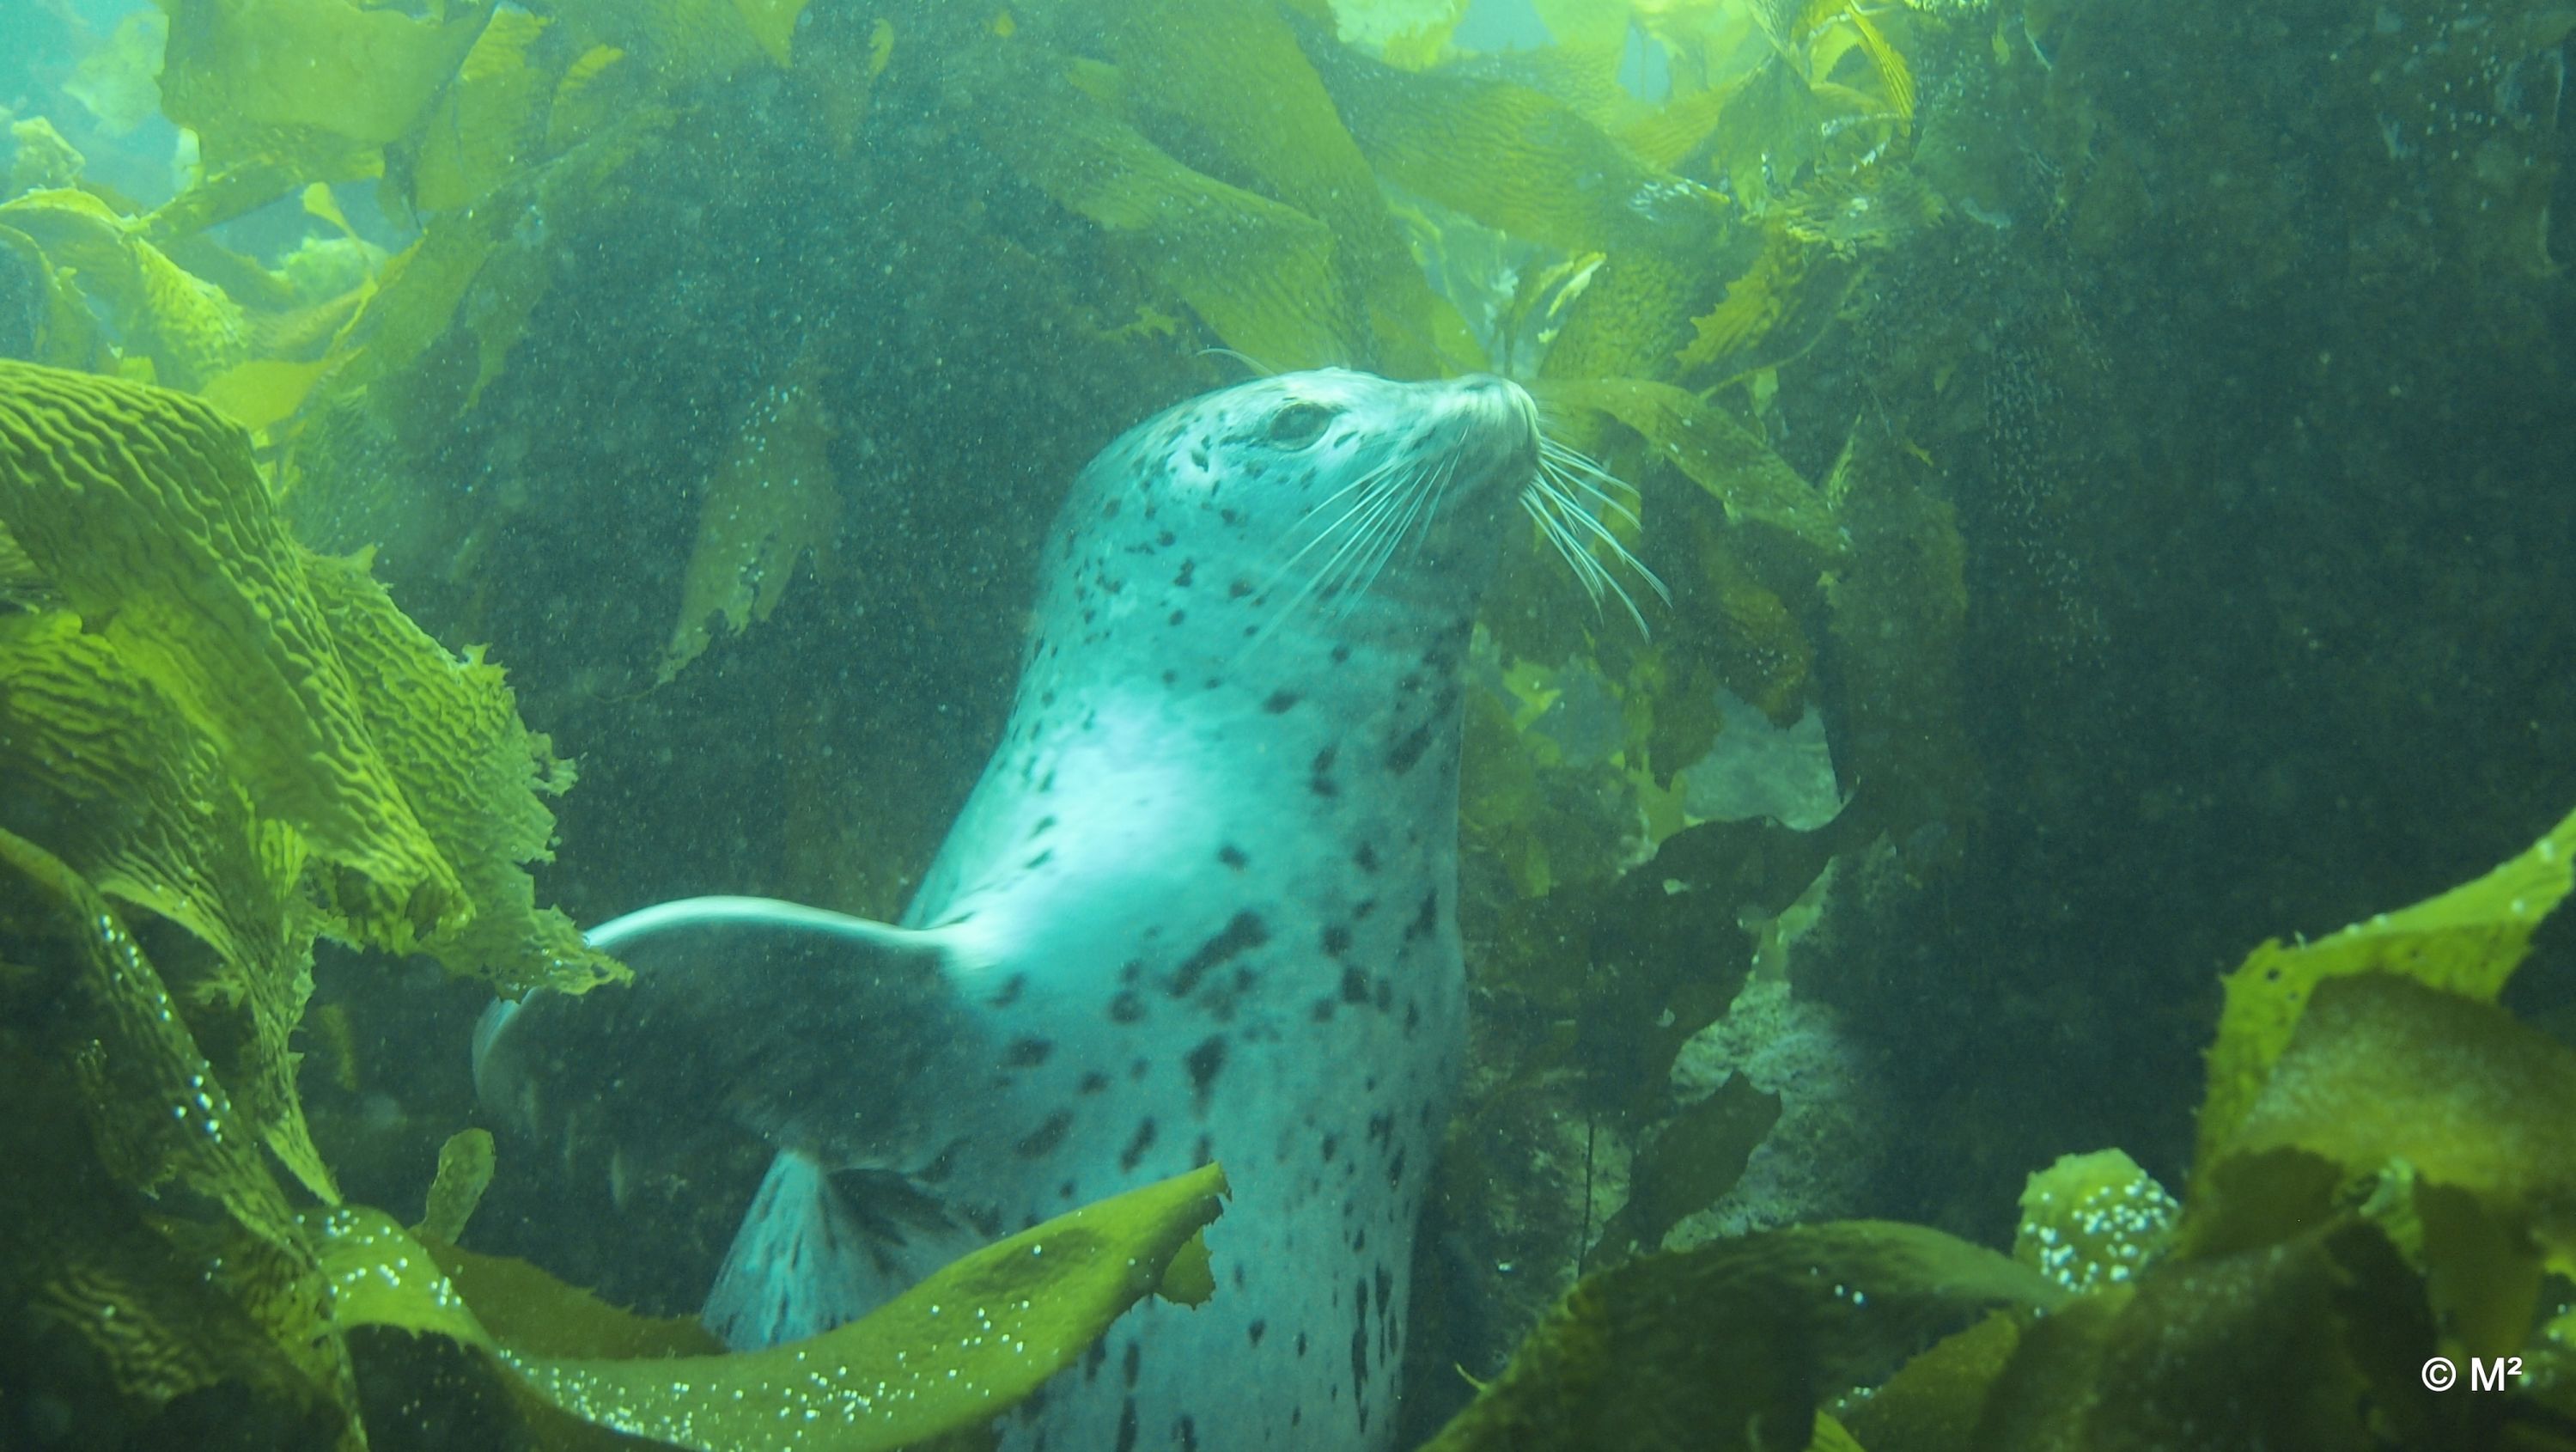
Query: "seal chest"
477 369 1542 1451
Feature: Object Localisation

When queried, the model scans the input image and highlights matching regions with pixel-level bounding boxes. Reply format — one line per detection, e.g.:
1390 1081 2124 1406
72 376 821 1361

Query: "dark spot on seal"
1389 1148 1408 1187
1322 924 1352 957
1131 1058 1149 1080
1405 891 1439 941
1084 1340 1108 1383
1228 578 1254 599
1350 1278 1371 1395
1355 843 1379 873
1158 529 1176 547
1296 1332 1309 1357
1331 642 1352 663
1108 991 1145 1023
1355 897 1377 919
1168 610 1186 625
1264 689 1301 714
1123 1341 1142 1389
1077 1070 1110 1095
1119 1117 1157 1173
1320 1133 1339 1162
1311 997 1336 1022
1404 1001 1420 1035
1004 1036 1054 1067
1026 848 1054 869
1178 1415 1199 1452
1028 815 1056 839
1218 844 1248 869
990 973 1026 1007
1015 1111 1073 1159
1193 1133 1214 1166
1060 1180 1077 1200
1387 722 1432 774
1374 978 1393 1013
1249 1320 1267 1346
1339 967 1370 1004
1115 1397 1138 1452
1168 912 1269 998
1102 498 1121 518
1173 560 1195 587
1184 1035 1227 1102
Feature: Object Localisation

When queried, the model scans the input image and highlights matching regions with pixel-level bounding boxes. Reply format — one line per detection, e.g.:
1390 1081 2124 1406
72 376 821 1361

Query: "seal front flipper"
473 895 982 1187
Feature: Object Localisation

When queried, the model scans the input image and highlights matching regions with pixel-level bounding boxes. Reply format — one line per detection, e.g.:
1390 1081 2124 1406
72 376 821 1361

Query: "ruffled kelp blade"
316 1162 1228 1451
0 358 618 997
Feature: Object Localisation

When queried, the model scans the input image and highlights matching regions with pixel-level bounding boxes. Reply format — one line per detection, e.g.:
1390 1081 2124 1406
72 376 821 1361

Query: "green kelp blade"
1300 21 1722 259
411 9 558 217
0 828 359 1436
1091 0 1477 377
156 0 494 150
2217 973 2576 1266
659 353 842 686
421 1128 498 1245
301 550 623 995
0 609 334 1202
1543 377 1845 557
316 1162 1230 1451
2195 802 2576 1177
1420 1219 2063 1452
0 360 461 943
968 40 1350 374
0 188 251 390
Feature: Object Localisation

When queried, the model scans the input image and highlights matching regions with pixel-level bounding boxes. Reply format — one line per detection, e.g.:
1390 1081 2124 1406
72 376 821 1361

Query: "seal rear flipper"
472 895 977 1183
703 1152 986 1349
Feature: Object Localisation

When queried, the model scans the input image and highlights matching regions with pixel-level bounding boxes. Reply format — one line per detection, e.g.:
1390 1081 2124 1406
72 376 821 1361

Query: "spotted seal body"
477 369 1538 1451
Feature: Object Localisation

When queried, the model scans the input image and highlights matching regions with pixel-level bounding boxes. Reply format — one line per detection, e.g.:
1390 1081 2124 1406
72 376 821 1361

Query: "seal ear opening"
472 896 972 1186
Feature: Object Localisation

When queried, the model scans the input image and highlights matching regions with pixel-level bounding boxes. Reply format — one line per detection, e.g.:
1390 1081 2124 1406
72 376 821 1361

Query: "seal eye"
1265 401 1336 450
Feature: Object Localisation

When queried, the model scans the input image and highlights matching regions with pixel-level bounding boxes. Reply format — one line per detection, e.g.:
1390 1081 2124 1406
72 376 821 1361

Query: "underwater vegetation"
2 0 2573 1443
0 357 1227 1447
1425 807 2576 1450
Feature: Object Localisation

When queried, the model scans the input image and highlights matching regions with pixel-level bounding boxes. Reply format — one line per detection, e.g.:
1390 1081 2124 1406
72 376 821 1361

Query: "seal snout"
1432 373 1540 480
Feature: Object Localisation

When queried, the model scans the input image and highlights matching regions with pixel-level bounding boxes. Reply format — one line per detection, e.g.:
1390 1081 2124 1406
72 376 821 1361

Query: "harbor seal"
477 369 1598 1450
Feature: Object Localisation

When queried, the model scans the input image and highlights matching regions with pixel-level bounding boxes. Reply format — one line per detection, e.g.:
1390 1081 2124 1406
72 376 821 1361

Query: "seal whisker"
1522 478 1656 637
1265 456 1409 595
1321 455 1436 613
1536 466 1671 607
1244 456 1427 655
1523 493 1611 610
1341 448 1457 617
1198 346 1278 378
1537 437 1646 528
